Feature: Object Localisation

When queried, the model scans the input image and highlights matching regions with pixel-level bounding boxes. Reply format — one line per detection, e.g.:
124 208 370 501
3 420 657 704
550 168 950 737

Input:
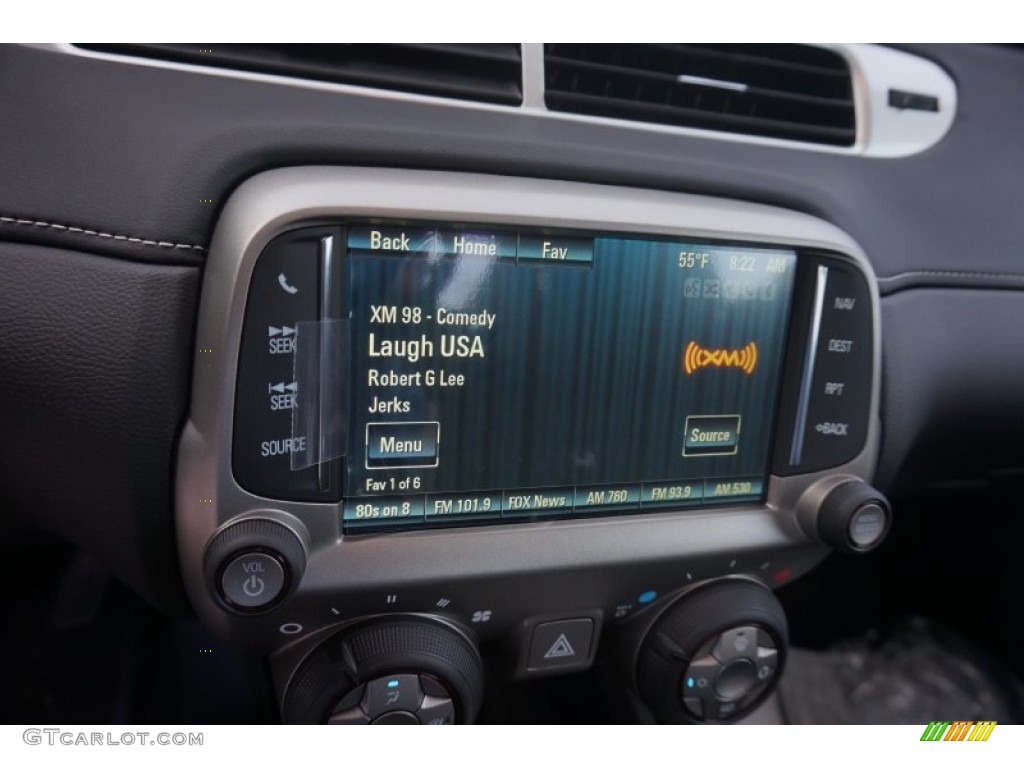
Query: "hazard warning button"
526 618 596 673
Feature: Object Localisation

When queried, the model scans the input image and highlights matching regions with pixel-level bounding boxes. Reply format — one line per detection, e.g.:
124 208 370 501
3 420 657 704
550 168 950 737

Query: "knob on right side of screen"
802 478 892 554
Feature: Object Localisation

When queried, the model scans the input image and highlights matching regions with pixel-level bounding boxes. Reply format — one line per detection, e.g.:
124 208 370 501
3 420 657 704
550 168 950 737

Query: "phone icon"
277 273 299 295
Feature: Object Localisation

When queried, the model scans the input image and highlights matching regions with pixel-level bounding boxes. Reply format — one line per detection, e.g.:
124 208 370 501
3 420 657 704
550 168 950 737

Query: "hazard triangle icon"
543 633 576 659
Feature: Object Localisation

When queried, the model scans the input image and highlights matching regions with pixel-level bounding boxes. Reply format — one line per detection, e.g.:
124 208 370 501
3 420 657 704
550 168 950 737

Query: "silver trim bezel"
175 167 883 648
790 265 829 466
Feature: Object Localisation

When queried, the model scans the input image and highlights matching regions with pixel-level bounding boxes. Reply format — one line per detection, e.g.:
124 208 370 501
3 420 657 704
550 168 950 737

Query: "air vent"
78 44 523 105
544 44 856 147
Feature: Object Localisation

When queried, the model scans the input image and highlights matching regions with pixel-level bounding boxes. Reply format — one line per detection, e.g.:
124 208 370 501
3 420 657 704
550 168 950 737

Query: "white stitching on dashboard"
878 270 1024 282
0 215 207 252
2 217 1018 275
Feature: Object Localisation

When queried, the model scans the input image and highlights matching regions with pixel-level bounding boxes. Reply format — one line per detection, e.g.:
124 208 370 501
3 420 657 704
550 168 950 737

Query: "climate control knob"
283 616 484 725
636 579 787 724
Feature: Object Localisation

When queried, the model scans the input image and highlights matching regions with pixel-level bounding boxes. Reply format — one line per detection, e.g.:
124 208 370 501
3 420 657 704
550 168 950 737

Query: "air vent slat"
396 43 524 65
546 92 856 146
545 44 856 147
545 56 854 111
650 44 850 78
78 43 523 106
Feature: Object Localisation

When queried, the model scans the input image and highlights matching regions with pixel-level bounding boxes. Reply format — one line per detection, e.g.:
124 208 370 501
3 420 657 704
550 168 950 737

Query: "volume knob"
203 518 307 613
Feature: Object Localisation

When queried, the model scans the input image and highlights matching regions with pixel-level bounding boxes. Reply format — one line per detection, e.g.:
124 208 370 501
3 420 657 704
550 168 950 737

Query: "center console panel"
176 168 887 724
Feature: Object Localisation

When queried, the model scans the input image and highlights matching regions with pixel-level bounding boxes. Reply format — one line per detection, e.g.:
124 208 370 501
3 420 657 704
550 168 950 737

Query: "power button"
204 518 306 614
219 551 287 610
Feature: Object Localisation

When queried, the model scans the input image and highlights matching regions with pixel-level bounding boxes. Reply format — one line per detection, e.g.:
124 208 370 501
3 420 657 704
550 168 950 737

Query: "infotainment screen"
322 222 796 531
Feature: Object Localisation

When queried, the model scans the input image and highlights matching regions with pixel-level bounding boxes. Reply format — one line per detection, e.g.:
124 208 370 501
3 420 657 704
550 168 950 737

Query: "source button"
684 415 741 457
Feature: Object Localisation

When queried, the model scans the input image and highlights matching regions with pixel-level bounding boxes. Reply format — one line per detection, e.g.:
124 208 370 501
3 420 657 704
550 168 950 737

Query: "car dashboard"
1 42 1023 727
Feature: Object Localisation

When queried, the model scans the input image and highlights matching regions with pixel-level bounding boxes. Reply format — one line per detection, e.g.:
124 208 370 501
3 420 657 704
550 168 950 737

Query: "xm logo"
683 341 758 375
920 721 997 742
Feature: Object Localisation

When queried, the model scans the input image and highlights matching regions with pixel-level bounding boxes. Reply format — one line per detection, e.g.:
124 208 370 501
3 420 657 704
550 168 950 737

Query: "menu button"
366 422 440 469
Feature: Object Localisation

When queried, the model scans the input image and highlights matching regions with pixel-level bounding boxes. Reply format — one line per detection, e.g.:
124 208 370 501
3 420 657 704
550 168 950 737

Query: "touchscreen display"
338 223 796 530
